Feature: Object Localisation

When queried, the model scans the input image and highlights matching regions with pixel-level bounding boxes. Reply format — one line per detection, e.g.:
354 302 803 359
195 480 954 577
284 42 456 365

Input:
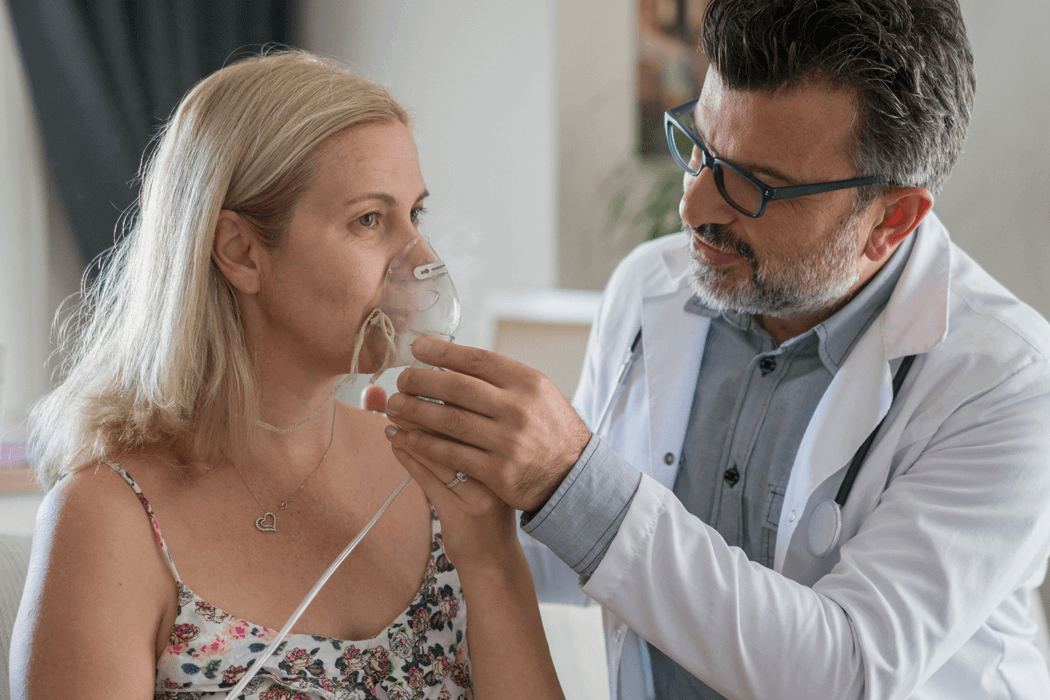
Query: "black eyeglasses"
664 98 896 218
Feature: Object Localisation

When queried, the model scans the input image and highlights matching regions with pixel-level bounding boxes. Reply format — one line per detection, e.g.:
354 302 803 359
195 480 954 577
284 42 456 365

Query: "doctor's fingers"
396 365 504 419
410 336 528 388
386 390 503 453
360 385 388 413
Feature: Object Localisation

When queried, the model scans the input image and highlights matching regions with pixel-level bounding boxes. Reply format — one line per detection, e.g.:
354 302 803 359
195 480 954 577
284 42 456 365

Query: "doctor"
383 0 1050 698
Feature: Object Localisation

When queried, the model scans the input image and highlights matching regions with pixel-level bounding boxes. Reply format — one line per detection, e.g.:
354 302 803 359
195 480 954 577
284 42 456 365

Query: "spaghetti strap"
100 458 183 584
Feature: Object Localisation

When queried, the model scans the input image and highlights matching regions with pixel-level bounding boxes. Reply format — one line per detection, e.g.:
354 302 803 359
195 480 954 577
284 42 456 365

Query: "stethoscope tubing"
596 324 917 559
808 353 915 556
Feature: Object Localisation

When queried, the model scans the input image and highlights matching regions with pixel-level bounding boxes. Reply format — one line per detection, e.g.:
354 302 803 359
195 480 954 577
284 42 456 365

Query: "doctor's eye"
356 212 378 227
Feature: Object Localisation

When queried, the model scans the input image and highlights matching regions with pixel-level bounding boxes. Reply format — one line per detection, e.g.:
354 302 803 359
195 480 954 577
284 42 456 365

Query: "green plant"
600 156 684 243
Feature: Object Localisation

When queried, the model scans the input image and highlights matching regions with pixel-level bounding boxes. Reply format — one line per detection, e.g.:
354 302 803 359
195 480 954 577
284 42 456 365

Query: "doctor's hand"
360 385 387 413
383 336 592 513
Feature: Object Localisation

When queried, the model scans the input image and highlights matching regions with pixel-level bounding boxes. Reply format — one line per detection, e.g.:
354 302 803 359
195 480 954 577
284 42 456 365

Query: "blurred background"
0 0 1048 693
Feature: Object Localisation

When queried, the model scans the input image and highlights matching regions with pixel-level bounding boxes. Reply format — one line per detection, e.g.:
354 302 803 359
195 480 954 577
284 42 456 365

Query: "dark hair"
701 0 975 196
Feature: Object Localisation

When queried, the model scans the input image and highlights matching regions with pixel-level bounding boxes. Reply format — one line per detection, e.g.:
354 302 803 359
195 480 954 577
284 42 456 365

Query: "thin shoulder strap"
100 458 183 584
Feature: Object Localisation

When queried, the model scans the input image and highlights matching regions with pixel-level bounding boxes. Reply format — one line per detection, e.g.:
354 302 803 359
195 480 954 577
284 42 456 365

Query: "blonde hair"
29 51 409 488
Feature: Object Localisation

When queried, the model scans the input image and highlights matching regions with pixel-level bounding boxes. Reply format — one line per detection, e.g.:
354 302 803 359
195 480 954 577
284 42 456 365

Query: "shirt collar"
684 233 916 372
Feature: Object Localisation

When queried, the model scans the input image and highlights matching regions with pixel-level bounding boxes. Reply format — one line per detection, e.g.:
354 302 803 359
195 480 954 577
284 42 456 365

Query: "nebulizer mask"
226 237 460 698
366 235 462 375
252 236 460 433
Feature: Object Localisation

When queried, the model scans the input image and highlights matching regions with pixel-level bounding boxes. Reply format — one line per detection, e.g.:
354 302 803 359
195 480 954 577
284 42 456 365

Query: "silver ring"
446 472 468 489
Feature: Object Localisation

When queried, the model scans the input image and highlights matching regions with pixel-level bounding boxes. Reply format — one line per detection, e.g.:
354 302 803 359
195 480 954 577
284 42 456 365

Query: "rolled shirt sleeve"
521 434 642 581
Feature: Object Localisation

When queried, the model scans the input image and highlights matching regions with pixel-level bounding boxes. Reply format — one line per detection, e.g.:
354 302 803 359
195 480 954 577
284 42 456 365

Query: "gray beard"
687 217 862 319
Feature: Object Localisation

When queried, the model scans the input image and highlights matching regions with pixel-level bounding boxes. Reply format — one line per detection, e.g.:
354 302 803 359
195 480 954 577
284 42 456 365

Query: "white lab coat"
561 214 1050 699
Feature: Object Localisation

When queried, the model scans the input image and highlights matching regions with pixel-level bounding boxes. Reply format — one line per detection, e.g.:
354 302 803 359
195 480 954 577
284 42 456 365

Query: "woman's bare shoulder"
34 457 175 584
336 400 419 491
338 401 397 448
11 459 177 697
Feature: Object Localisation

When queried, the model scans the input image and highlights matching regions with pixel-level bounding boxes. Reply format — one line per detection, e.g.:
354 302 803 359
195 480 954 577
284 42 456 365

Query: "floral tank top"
104 461 473 700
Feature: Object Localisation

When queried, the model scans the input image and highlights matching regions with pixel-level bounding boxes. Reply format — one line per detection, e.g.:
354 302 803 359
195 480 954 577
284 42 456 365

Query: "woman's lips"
692 233 739 266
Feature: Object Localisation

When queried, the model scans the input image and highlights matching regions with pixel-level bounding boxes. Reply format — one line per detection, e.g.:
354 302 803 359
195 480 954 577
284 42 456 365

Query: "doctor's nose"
679 166 735 231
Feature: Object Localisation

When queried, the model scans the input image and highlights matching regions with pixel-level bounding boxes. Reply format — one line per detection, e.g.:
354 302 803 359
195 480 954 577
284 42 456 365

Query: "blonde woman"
10 52 563 700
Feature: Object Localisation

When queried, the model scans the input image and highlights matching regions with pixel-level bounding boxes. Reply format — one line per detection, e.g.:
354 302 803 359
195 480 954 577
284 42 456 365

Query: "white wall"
0 3 46 430
299 0 559 351
0 4 82 433
555 0 640 291
938 0 1050 317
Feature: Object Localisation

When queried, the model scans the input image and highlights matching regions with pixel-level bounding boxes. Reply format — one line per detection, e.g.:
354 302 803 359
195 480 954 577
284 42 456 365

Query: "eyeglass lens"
667 120 764 216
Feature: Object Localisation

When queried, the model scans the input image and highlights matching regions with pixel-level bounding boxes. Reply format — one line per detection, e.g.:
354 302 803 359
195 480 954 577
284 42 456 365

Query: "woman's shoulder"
337 399 400 455
37 456 177 578
18 457 179 685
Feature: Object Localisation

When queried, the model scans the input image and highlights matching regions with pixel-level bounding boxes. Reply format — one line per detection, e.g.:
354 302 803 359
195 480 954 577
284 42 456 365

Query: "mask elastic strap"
251 308 396 434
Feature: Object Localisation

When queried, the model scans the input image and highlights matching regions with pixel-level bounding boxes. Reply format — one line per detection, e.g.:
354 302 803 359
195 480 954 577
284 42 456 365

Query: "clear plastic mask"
368 235 461 373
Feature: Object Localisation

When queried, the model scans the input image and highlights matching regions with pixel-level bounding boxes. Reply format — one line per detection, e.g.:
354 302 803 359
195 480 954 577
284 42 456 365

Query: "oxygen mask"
367 235 461 374
253 237 458 434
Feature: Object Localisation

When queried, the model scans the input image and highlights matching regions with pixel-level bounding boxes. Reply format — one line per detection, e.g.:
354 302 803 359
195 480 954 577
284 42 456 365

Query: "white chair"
0 533 31 700
482 288 602 399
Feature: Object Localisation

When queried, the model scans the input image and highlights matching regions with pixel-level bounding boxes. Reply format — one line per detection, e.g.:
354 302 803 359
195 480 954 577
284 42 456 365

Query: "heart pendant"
255 512 277 532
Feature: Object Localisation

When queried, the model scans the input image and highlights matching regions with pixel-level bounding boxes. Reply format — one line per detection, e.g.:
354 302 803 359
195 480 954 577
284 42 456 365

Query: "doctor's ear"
212 210 264 295
864 187 934 262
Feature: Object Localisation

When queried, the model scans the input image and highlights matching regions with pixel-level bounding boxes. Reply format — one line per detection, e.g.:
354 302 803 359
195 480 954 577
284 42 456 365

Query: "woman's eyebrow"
343 193 396 208
342 188 429 209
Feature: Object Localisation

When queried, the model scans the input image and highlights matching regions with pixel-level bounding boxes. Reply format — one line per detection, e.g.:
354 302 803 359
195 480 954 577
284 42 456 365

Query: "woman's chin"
355 354 379 376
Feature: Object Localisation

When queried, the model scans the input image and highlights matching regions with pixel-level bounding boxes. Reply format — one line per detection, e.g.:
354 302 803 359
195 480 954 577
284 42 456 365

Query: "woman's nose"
386 230 430 275
679 166 735 230
391 218 424 254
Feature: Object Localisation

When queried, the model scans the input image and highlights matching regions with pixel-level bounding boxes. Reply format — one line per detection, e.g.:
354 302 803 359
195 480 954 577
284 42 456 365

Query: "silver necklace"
230 408 337 533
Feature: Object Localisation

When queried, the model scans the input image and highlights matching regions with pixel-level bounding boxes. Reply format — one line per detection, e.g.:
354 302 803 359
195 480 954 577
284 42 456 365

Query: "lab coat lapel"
639 245 710 489
774 319 892 572
772 214 952 572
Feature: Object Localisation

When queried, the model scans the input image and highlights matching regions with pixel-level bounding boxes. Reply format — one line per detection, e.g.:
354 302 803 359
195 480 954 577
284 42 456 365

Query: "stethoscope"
596 326 916 558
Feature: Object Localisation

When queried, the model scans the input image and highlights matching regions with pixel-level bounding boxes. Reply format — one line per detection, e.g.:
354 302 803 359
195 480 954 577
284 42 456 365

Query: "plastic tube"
223 474 413 698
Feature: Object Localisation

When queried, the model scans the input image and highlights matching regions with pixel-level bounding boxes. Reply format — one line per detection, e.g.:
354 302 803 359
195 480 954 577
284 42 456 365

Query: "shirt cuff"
521 434 642 580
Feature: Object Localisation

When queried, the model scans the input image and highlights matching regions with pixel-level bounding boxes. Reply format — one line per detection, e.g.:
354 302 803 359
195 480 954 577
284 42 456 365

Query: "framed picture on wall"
637 0 710 155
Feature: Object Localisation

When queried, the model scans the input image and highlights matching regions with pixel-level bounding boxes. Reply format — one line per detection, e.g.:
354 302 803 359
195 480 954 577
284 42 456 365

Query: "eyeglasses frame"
664 98 897 218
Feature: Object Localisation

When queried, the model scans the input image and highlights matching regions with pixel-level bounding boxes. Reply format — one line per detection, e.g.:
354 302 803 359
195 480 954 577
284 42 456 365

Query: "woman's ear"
864 187 935 262
212 210 263 294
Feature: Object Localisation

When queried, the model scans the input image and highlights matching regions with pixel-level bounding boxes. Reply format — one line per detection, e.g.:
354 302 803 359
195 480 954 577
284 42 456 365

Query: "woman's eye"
357 212 377 227
410 206 427 224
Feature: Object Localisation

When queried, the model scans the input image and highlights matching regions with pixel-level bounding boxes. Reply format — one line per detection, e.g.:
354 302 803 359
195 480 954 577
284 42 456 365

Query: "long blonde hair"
29 51 408 487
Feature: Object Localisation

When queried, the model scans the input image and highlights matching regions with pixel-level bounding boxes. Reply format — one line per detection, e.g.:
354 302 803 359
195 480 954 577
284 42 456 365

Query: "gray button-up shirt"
523 236 913 699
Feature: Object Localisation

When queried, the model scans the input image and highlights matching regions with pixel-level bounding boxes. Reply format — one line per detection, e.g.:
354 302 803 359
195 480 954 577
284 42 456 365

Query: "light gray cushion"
0 534 32 700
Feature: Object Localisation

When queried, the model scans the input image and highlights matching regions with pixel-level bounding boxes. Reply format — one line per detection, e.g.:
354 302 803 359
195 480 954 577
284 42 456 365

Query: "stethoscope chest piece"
807 498 842 558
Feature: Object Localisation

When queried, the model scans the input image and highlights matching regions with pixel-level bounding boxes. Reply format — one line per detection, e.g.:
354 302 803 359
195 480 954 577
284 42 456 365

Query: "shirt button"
759 357 777 375
789 509 797 522
664 452 675 465
614 629 623 643
723 466 740 487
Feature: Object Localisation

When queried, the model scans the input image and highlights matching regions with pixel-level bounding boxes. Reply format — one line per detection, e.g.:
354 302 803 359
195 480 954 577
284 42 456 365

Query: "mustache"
690 223 758 265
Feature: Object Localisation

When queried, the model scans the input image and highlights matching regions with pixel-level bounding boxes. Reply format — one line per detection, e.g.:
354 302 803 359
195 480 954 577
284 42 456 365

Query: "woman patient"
10 52 563 700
